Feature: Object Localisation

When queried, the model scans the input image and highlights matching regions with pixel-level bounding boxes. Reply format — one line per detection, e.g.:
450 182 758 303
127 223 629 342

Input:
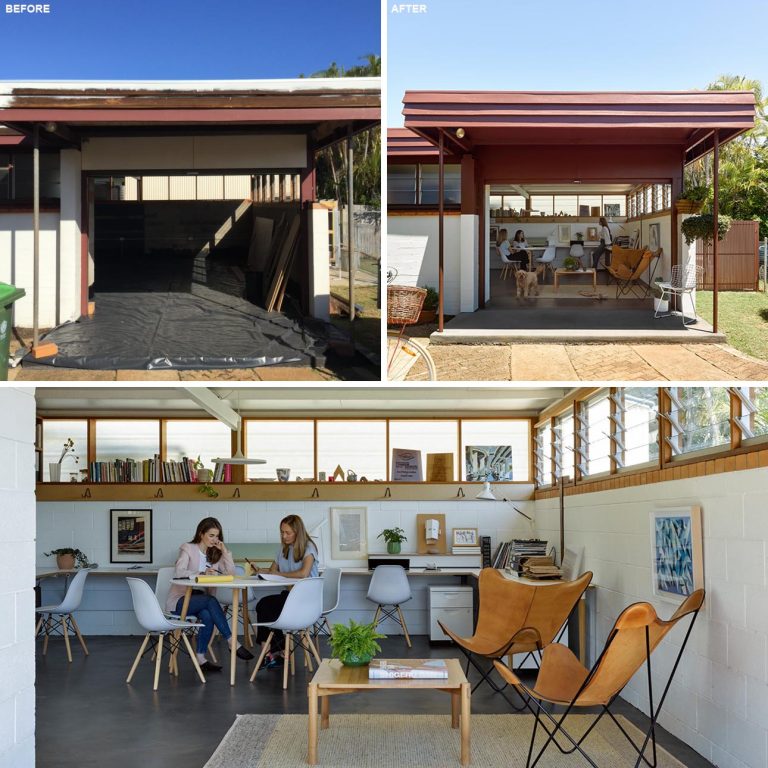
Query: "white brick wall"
0 388 36 768
37 491 535 636
535 467 768 768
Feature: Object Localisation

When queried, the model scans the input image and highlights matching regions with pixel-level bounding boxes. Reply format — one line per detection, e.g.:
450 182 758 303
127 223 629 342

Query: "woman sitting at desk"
251 514 319 668
166 516 254 672
511 230 531 271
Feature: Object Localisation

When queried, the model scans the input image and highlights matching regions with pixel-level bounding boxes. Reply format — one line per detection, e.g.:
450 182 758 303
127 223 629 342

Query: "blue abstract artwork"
653 515 694 597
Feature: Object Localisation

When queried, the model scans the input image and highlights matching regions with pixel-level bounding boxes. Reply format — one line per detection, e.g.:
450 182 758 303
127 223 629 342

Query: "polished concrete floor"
36 635 714 768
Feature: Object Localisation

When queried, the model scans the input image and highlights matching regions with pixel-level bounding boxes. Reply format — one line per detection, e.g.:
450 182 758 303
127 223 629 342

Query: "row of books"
491 538 548 571
85 457 232 483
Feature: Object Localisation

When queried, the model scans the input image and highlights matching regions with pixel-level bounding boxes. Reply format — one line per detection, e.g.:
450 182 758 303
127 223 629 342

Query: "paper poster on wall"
650 506 703 602
465 445 513 481
426 452 454 482
391 448 423 481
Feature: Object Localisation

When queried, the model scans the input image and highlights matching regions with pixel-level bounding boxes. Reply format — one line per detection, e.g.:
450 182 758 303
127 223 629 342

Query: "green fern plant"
329 620 385 663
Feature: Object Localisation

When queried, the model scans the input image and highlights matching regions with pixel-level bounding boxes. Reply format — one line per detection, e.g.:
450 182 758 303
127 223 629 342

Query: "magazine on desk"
368 659 449 679
256 573 294 583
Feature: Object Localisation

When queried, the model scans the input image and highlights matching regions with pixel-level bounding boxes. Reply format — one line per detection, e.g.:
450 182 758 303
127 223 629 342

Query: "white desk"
171 576 289 686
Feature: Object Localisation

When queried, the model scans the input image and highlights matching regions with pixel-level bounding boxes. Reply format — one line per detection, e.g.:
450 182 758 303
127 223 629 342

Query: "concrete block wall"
0 388 36 768
535 466 768 768
37 492 534 636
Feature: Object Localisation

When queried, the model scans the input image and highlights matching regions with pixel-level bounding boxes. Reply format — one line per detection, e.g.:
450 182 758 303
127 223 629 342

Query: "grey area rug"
204 713 686 768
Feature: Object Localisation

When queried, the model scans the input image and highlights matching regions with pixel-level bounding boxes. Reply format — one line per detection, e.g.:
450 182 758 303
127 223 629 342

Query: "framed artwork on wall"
490 226 499 243
110 508 152 563
330 507 368 560
452 527 478 547
557 224 571 243
604 203 621 217
465 445 513 481
649 223 661 252
650 506 703 602
586 226 598 241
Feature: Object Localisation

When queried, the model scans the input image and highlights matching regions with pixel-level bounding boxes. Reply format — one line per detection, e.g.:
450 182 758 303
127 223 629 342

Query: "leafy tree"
302 55 381 208
685 75 768 238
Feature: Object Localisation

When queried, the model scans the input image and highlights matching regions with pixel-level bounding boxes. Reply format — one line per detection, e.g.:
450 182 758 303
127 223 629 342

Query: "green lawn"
697 283 768 361
330 284 381 357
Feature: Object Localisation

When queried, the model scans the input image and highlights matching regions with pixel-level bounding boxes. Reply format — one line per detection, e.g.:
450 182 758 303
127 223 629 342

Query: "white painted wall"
534 467 768 768
309 206 330 321
0 388 36 768
459 214 478 312
387 216 463 314
82 135 307 171
59 149 82 325
36 491 534 636
0 213 60 328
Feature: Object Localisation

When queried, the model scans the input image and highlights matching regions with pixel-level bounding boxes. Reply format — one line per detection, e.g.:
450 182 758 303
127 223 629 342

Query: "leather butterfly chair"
438 568 592 708
494 589 705 768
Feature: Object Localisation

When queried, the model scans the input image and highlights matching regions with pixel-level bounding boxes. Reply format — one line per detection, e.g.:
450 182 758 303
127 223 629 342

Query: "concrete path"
405 338 768 381
7 366 337 382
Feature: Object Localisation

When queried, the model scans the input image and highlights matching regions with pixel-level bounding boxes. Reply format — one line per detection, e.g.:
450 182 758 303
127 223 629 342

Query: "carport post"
32 123 40 350
438 129 444 333
347 128 355 322
713 129 719 334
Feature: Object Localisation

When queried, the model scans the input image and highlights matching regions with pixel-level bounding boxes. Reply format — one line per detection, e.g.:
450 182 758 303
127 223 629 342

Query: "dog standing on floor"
515 269 539 298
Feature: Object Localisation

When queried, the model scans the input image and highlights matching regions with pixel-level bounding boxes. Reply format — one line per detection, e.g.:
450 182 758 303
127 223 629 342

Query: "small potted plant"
417 285 439 324
329 619 385 667
562 256 580 272
575 232 584 242
378 527 407 554
43 547 90 570
676 184 709 214
194 456 212 484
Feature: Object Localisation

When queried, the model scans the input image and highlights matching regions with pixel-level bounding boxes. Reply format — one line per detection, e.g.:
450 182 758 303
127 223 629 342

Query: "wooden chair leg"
35 616 43 636
373 606 381 629
250 632 273 682
307 632 322 665
127 634 151 683
290 634 296 677
396 606 412 648
42 615 51 656
62 615 73 663
182 633 207 684
153 634 164 691
69 615 89 656
283 635 291 690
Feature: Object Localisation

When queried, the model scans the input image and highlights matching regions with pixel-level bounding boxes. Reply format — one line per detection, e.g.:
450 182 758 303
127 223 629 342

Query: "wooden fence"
696 219 759 290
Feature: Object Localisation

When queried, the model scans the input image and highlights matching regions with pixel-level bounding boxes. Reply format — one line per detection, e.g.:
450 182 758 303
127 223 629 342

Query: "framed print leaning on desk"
110 508 153 563
330 507 367 560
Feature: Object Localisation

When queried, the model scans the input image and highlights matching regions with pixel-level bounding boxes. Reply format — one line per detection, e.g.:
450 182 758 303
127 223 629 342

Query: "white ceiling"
34 386 570 418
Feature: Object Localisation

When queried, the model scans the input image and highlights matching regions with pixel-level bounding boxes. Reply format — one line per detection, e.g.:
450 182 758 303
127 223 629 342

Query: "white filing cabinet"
428 585 473 642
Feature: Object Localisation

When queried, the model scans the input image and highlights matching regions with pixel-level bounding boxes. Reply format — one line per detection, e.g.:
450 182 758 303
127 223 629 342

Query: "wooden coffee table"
307 658 471 765
554 268 597 293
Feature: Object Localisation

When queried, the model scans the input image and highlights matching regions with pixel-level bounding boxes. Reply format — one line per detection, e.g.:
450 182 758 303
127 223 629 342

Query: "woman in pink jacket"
166 517 253 672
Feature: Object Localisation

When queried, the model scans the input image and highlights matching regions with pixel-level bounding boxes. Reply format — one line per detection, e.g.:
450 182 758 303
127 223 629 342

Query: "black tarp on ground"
26 284 330 370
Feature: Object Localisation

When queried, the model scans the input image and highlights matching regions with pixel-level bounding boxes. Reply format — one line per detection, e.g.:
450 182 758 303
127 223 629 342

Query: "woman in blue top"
252 514 318 667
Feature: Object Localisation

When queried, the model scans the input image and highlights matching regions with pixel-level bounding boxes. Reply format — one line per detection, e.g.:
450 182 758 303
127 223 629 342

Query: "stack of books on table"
368 659 449 679
451 546 481 555
493 539 548 572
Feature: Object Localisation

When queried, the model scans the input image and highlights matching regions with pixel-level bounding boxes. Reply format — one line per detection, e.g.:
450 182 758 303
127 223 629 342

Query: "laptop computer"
367 557 410 571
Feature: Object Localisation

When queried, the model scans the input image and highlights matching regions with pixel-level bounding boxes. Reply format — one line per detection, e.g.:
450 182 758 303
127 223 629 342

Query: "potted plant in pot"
43 548 90 570
377 527 407 554
329 619 385 667
194 456 212 484
562 256 580 272
675 184 709 214
417 286 439 324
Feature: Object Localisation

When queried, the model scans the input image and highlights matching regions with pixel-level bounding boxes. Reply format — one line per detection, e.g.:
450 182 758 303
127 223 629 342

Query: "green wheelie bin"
0 282 25 380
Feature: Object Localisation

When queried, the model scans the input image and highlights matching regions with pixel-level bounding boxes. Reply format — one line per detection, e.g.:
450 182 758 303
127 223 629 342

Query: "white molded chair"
313 567 342 640
654 263 703 325
366 565 413 648
569 242 586 268
497 246 519 280
36 569 90 663
535 245 557 283
126 577 207 691
249 577 323 689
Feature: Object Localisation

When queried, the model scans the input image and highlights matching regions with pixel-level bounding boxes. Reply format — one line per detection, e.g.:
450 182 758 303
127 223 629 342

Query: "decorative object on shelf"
452 527 478 547
426 452 454 482
329 619 385 667
377 527 407 555
318 471 327 482
346 469 358 482
465 445 513 481
578 204 589 217
332 465 345 482
276 467 291 482
110 509 153 564
50 437 78 482
650 506 703 602
43 547 90 570
330 507 368 560
391 448 423 481
416 513 446 555
194 456 212 484
680 213 731 246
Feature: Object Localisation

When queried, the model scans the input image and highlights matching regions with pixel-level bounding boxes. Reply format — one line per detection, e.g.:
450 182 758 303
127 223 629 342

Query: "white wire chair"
654 264 703 325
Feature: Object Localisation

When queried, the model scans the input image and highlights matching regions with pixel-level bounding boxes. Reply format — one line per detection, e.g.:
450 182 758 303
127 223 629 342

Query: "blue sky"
0 0 380 79
388 0 768 125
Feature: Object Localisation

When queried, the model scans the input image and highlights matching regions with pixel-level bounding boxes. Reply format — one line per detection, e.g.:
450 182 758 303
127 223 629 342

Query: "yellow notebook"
194 574 234 584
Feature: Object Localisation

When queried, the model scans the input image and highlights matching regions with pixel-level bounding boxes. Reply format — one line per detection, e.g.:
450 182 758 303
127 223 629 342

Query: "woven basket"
387 286 427 326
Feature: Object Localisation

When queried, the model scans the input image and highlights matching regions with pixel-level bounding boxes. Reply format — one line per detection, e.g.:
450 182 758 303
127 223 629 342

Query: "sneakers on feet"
265 654 284 668
200 660 223 672
236 645 255 661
